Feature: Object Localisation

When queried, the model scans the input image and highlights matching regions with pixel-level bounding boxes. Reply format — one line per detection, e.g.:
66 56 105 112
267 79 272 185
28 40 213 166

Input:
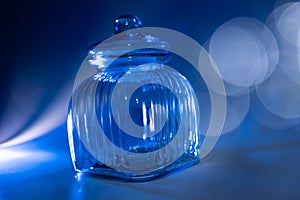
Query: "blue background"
1 0 300 199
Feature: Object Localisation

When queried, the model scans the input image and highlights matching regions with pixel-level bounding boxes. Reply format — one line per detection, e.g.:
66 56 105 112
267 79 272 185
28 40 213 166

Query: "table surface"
1 116 300 200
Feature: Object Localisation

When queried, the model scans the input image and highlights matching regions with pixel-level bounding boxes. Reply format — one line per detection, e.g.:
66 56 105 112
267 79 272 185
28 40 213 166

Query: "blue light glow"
0 147 56 171
0 82 72 148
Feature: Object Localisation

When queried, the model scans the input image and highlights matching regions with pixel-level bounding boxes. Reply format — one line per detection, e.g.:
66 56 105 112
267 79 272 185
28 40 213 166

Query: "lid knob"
114 15 143 34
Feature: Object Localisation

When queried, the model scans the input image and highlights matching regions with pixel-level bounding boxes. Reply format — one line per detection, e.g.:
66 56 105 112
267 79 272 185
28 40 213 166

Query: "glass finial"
114 15 143 34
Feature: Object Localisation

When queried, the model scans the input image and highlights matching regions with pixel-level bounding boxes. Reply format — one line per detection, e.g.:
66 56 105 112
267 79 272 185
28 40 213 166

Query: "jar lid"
87 15 169 67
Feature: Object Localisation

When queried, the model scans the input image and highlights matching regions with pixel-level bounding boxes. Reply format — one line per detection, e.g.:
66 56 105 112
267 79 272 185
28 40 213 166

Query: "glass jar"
67 15 200 181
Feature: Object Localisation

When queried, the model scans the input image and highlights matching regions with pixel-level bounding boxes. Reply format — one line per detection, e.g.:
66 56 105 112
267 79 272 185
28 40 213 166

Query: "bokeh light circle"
267 2 300 85
199 91 250 135
208 17 279 95
256 67 300 119
276 2 300 47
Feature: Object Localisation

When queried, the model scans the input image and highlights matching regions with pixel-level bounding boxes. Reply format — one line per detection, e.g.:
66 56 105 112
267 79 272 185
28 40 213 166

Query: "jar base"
74 153 200 182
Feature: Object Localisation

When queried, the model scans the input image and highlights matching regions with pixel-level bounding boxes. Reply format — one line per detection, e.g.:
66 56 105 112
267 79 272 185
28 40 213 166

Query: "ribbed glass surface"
68 64 200 181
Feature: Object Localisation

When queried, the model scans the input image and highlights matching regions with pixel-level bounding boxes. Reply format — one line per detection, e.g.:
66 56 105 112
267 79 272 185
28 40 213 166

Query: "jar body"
67 64 200 181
